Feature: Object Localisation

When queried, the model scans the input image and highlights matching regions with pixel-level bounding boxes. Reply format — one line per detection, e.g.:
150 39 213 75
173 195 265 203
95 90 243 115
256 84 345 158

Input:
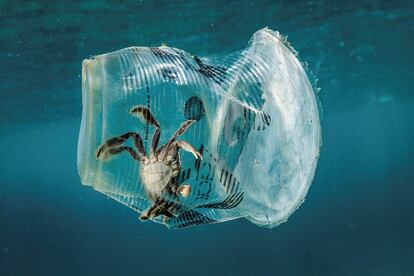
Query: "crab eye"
78 28 321 229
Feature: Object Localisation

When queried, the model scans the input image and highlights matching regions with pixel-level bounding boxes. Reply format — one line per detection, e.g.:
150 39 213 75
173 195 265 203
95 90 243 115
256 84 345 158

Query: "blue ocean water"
1 0 413 275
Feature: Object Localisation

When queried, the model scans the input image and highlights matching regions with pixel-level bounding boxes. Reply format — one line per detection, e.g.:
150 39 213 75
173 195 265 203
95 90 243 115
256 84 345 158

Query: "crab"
95 105 202 222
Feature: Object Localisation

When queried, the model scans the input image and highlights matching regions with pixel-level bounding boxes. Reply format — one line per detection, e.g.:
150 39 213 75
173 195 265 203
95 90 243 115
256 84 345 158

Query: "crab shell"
139 156 179 199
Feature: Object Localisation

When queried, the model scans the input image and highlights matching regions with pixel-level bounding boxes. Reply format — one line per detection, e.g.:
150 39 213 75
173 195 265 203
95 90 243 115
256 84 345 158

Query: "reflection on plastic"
77 28 321 229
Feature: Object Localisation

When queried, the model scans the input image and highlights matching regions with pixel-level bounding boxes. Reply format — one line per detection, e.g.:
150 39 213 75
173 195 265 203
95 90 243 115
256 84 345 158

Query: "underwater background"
1 0 413 275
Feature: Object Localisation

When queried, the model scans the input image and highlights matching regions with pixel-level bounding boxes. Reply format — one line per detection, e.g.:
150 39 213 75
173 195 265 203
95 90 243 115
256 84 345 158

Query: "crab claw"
178 184 191 197
176 141 203 160
195 151 203 160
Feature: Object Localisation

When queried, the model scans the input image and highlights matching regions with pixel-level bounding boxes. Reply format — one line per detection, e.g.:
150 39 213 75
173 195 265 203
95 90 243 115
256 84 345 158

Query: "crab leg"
162 120 196 153
140 201 173 220
129 105 160 155
96 132 145 160
139 204 157 221
170 140 203 160
107 146 141 161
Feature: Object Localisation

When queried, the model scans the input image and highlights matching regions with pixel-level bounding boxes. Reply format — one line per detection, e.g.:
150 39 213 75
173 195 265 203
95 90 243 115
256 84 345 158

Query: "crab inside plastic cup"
77 28 321 229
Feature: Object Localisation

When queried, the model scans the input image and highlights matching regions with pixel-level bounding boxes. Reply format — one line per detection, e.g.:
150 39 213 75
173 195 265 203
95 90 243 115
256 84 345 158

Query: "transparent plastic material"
77 28 321 229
